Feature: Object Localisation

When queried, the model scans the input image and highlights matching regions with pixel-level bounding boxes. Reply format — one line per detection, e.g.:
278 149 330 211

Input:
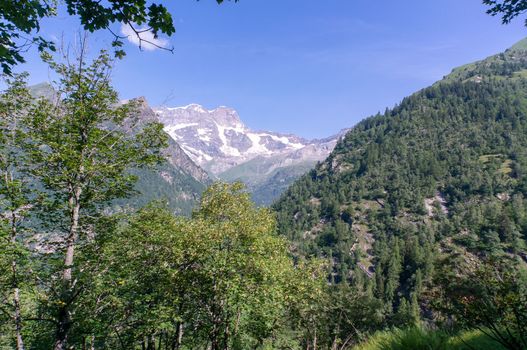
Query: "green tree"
434 258 527 350
86 182 323 349
0 74 34 350
190 182 299 349
24 48 168 350
0 0 238 75
483 0 527 26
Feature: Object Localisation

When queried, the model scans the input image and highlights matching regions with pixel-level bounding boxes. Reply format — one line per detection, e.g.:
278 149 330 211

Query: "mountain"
28 84 210 215
219 133 345 205
154 104 346 204
273 39 527 321
114 98 210 214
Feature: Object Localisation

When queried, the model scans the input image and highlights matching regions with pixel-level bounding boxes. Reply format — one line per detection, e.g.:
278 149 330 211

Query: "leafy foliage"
433 258 527 350
0 73 36 350
0 0 239 74
0 0 56 74
2 49 169 349
483 0 527 26
59 182 325 349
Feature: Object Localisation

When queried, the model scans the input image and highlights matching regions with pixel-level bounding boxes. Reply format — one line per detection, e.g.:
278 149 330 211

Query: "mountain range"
154 104 346 205
29 83 344 210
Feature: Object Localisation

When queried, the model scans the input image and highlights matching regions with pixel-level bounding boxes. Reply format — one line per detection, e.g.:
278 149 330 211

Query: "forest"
0 49 330 350
273 41 527 349
1 1 527 350
0 41 526 350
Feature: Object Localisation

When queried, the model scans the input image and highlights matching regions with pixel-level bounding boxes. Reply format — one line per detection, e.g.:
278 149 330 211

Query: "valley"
154 103 346 205
1 2 527 349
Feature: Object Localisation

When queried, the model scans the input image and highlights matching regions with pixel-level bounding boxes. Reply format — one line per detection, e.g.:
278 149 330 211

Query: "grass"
478 154 513 176
352 327 506 350
449 329 508 350
499 159 513 175
478 154 504 163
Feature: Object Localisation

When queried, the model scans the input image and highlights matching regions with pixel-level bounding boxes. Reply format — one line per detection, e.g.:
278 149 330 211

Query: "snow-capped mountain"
116 97 211 214
154 104 343 174
28 85 211 214
154 103 348 204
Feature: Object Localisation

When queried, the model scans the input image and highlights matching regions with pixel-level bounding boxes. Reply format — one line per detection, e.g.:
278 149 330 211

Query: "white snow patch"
246 133 272 155
181 145 213 164
164 123 198 131
257 133 305 150
269 134 304 149
163 124 200 142
166 104 208 113
216 123 241 157
197 128 211 136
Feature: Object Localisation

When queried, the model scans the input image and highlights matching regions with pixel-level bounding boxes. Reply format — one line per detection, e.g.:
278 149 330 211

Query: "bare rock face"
134 100 210 184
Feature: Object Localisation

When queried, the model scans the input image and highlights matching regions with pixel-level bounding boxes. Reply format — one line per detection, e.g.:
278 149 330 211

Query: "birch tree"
0 74 33 350
24 47 168 350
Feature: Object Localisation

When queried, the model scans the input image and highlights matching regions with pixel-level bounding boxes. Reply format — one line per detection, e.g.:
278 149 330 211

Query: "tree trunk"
54 187 82 350
173 322 183 350
53 306 71 350
224 323 230 350
147 334 155 350
157 333 162 350
13 284 24 350
11 212 25 350
63 187 82 282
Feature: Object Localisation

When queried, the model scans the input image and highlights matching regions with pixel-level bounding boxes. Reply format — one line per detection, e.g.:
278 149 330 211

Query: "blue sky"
18 0 527 139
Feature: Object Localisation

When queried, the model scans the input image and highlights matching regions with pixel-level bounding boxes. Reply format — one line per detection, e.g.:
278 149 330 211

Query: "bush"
353 327 507 350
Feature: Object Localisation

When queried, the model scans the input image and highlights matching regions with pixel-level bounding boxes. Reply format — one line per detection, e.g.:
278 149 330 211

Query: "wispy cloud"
120 24 169 51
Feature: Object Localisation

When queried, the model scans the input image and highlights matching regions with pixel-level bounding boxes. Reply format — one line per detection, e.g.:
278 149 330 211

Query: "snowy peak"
158 104 244 128
209 106 244 128
153 104 341 174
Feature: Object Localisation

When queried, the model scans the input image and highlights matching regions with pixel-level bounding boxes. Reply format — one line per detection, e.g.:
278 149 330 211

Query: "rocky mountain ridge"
154 103 347 204
154 104 346 175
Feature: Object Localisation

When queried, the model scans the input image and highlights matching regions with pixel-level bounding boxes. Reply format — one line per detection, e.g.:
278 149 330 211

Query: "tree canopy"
483 0 527 26
0 0 237 75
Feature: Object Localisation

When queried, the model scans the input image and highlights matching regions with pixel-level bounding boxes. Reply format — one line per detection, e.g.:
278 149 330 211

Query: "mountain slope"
155 104 310 173
219 136 341 205
115 98 210 214
274 39 527 321
29 85 210 214
154 104 345 204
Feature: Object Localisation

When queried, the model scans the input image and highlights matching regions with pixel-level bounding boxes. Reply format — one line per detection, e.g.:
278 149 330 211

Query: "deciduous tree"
0 0 238 75
24 45 167 349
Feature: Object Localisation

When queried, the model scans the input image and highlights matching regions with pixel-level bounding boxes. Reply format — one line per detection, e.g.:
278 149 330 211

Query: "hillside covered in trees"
2 25 527 350
274 38 527 341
